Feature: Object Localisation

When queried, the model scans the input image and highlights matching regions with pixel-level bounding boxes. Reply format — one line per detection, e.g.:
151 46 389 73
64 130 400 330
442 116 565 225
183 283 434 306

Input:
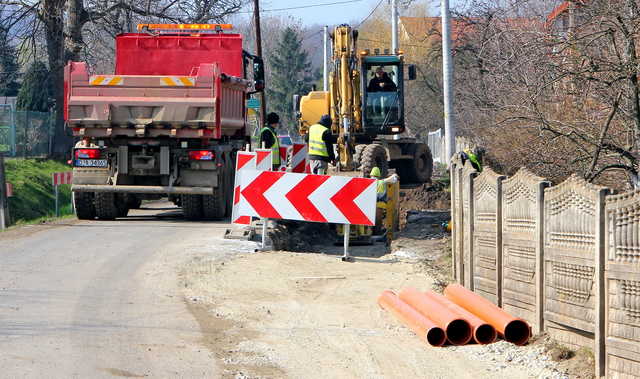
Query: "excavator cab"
361 56 405 135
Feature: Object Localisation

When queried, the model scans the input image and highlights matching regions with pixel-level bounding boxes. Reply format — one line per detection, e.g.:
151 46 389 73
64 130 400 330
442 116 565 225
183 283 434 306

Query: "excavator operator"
367 67 397 93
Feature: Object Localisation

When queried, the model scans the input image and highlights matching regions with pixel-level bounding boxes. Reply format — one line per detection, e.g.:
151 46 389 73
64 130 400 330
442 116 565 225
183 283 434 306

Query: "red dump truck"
65 24 264 220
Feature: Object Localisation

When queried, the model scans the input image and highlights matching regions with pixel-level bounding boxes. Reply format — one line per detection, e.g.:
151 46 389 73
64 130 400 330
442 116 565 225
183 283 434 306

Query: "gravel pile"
451 341 570 379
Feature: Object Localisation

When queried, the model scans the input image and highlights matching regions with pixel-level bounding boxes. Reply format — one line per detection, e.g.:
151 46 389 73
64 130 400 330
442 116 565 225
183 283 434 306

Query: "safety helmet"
370 167 381 178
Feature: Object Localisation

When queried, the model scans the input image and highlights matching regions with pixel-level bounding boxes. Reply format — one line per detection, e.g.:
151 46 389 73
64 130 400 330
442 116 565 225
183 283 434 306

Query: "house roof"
546 0 587 26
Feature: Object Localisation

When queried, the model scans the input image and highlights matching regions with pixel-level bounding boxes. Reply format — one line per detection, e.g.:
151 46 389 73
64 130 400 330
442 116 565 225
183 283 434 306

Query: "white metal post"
54 185 59 217
323 25 329 91
441 0 456 163
0 154 7 229
391 0 398 53
342 224 352 261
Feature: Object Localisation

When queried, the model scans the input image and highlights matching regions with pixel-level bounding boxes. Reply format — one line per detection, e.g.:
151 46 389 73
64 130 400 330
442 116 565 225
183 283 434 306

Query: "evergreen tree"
16 61 53 112
0 27 20 97
267 27 317 132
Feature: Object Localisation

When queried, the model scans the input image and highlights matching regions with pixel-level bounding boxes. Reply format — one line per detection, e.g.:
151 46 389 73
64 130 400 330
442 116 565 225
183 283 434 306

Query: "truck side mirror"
407 64 417 80
253 56 265 92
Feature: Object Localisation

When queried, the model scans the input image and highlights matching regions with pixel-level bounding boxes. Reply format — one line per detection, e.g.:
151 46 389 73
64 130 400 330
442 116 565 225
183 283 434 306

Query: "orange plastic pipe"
378 290 446 347
424 291 497 345
398 287 473 345
444 284 531 346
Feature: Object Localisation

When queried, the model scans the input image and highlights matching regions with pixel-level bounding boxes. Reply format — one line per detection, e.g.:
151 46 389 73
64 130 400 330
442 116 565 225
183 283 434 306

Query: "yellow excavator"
295 24 433 182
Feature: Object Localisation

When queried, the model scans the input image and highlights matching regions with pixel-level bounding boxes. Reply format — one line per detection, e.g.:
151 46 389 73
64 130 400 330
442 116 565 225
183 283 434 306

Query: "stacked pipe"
378 284 530 347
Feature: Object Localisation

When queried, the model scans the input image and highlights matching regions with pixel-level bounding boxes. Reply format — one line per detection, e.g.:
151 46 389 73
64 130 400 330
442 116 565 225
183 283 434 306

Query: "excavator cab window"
362 59 403 132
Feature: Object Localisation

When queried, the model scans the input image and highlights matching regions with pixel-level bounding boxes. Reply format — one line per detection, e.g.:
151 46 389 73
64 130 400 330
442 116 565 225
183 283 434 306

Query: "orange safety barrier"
444 284 531 346
378 290 446 347
424 291 497 345
399 287 473 345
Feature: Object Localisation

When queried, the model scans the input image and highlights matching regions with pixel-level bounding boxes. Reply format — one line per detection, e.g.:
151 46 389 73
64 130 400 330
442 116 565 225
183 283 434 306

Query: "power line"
238 0 363 13
356 0 384 28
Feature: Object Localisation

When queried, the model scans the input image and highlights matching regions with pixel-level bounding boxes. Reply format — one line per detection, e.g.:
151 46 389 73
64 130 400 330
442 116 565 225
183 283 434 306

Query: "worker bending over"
259 112 281 171
370 167 398 235
306 114 336 175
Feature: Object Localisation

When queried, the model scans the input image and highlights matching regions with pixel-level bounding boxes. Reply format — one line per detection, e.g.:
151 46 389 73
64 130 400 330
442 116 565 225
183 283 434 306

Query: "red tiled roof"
546 0 588 26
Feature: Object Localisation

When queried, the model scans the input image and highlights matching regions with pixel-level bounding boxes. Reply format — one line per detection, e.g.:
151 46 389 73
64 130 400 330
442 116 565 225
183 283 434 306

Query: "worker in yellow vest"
259 112 281 171
370 167 398 235
306 114 335 174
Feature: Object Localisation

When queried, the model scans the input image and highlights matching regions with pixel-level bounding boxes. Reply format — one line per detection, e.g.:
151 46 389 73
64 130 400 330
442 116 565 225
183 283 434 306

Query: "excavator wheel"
203 189 226 220
353 144 366 169
182 194 203 220
95 192 119 220
74 192 96 220
406 143 433 183
360 144 389 178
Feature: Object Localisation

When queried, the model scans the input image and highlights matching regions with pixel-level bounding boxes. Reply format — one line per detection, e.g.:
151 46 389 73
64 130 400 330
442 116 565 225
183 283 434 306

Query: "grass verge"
4 158 74 224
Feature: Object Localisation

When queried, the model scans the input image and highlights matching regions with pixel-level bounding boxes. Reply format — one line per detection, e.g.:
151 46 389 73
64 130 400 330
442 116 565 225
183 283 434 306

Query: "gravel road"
0 202 229 378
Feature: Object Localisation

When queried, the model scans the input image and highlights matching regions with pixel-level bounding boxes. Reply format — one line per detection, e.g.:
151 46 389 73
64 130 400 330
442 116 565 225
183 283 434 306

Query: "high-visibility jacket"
308 124 329 157
376 179 387 207
259 126 280 165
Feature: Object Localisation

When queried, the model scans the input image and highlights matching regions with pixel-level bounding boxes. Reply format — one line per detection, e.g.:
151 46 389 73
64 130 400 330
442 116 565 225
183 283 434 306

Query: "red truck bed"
64 32 248 139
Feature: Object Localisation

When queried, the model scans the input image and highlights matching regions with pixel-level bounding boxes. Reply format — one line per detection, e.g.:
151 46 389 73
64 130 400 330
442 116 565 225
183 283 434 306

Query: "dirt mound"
399 185 450 228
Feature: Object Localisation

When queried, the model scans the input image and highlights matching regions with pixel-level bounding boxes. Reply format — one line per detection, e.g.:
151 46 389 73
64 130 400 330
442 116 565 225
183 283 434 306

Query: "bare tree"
1 0 246 157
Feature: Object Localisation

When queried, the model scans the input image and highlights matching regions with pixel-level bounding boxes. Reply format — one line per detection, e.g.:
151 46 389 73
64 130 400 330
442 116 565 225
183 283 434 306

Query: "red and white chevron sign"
255 149 272 171
238 170 376 225
291 143 308 173
231 151 257 225
52 172 73 186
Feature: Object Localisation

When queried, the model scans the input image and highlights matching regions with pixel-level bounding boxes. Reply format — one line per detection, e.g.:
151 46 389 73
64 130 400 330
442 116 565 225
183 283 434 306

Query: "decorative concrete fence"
450 161 640 378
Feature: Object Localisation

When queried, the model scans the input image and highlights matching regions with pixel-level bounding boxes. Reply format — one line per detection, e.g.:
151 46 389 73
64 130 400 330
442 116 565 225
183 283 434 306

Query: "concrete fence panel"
472 167 506 305
462 161 478 289
543 174 608 374
605 189 640 378
501 168 550 334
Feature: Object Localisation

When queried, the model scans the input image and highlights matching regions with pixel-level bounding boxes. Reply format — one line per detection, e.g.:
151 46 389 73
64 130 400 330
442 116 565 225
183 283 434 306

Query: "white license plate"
75 159 108 167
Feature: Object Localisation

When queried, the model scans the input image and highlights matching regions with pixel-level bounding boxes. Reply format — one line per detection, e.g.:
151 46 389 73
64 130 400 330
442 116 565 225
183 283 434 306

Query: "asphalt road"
0 203 232 378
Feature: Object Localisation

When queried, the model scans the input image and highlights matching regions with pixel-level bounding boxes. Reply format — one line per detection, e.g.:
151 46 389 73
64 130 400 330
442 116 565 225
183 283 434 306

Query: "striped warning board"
90 75 123 86
5 183 13 198
160 77 195 87
52 172 73 186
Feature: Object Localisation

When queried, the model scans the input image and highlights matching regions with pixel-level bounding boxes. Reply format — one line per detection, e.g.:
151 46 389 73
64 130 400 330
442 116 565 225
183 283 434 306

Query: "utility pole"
441 0 456 163
253 0 267 126
323 25 329 91
391 0 398 52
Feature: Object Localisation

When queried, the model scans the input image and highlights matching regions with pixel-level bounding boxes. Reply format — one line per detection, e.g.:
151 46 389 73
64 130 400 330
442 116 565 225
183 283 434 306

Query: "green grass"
4 158 74 224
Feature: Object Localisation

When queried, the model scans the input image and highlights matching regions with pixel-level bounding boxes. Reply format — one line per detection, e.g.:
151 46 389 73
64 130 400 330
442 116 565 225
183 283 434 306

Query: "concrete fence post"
462 161 478 289
0 154 7 229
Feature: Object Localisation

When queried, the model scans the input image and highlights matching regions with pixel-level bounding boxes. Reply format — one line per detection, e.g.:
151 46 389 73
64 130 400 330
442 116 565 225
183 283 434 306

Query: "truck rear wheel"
360 144 389 178
115 194 129 218
74 192 96 220
406 144 433 183
182 194 203 220
95 192 119 220
203 189 225 220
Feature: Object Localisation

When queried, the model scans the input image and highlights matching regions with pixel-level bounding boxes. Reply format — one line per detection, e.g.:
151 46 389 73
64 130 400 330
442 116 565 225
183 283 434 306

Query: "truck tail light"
75 148 101 159
188 150 215 161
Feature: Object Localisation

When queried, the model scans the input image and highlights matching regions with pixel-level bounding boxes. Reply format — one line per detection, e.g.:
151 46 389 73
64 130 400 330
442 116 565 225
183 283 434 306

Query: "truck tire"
353 144 366 169
203 189 225 220
95 192 119 220
74 192 96 220
127 195 142 209
182 194 203 220
115 194 129 218
406 144 433 183
360 144 389 178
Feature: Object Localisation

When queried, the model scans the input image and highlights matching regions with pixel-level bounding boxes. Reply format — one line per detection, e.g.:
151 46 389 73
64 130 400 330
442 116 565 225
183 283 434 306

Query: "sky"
238 0 464 26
